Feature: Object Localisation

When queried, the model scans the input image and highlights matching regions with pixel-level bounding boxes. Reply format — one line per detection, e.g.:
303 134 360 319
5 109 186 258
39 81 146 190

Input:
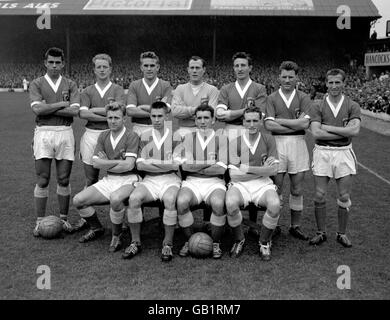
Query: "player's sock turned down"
127 207 142 244
79 206 103 230
227 210 244 241
178 211 194 240
314 201 326 232
290 194 303 227
337 198 351 234
163 210 177 246
57 184 71 217
210 213 226 243
110 208 125 236
34 185 48 218
260 210 279 244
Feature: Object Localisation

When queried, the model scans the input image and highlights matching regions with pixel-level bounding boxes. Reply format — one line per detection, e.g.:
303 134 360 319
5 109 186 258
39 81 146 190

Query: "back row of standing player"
30 47 361 261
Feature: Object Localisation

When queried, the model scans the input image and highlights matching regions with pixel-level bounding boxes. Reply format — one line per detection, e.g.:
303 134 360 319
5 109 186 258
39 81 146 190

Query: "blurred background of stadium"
0 0 389 115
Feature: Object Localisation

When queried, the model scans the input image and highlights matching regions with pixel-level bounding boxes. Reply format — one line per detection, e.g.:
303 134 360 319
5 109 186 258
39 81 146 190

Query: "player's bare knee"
109 194 122 209
163 193 177 210
225 198 239 216
72 194 84 208
266 197 280 214
37 175 50 188
176 196 190 213
290 187 303 197
57 176 70 187
128 192 142 208
314 190 326 203
210 200 225 216
266 208 279 219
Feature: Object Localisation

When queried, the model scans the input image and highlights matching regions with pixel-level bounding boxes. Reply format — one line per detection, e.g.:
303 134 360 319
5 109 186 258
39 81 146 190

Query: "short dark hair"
195 104 214 118
106 103 125 116
279 61 299 74
150 101 170 113
44 47 64 61
92 53 112 67
232 52 252 66
189 56 206 68
244 106 262 117
140 51 159 64
326 68 346 81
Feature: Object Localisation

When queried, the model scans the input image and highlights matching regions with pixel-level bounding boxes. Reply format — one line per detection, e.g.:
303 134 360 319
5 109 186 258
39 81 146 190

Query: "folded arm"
321 119 360 138
310 121 345 140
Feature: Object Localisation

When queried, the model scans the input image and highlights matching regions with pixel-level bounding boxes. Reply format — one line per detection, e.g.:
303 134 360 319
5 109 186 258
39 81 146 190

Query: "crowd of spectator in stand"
1 59 389 115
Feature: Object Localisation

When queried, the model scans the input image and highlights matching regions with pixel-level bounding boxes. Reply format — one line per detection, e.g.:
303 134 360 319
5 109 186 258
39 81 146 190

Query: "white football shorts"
33 126 75 161
274 135 309 174
80 128 108 165
228 177 277 208
93 174 140 200
181 176 226 204
137 173 181 201
312 144 357 179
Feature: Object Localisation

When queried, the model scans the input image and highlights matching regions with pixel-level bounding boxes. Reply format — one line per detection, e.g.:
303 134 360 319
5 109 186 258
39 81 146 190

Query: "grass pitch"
0 92 389 300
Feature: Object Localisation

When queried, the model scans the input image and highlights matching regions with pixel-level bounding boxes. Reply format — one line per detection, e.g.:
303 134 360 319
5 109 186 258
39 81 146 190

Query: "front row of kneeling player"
71 101 281 262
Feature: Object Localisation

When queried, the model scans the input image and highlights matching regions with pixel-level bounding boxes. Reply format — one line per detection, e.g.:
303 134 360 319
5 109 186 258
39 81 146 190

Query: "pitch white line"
358 161 390 186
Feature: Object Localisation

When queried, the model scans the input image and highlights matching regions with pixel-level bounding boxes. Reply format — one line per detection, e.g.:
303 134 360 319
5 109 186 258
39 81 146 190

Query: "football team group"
29 47 361 262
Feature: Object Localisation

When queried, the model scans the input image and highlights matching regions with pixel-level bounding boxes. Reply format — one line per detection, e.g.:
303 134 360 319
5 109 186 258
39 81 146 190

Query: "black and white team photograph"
0 0 389 308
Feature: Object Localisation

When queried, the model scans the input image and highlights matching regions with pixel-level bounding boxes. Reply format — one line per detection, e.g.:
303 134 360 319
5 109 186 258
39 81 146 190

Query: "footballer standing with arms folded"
30 47 80 237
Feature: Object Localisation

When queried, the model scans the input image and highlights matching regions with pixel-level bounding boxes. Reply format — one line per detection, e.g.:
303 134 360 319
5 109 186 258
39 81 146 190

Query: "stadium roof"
0 0 381 18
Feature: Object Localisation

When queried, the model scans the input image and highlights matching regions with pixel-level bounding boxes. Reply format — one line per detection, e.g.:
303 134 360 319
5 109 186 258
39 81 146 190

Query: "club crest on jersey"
120 149 126 160
165 152 172 160
342 118 349 127
208 152 217 161
261 154 268 165
62 90 70 102
294 108 301 119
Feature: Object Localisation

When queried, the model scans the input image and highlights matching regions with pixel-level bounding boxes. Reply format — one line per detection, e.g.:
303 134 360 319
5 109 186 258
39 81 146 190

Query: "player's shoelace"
125 242 139 254
61 219 73 232
110 235 121 247
162 245 172 256
213 243 222 254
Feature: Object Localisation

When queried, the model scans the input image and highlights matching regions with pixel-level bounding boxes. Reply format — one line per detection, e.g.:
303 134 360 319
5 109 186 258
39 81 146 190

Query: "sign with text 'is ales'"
365 52 390 66
0 1 61 10
210 0 314 11
83 0 193 11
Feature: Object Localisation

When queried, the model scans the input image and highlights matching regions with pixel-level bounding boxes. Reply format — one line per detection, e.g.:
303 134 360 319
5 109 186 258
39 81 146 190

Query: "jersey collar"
94 81 112 99
243 132 261 155
326 94 344 118
152 128 170 150
110 127 126 150
142 77 159 96
278 88 296 109
44 74 62 93
196 130 215 151
235 79 252 99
